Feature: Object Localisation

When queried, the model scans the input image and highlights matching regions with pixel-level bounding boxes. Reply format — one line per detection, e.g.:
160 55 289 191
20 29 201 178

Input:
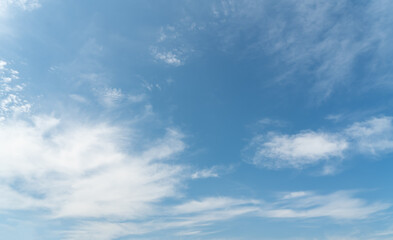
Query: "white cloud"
65 197 260 239
191 167 219 179
0 61 30 117
263 191 389 220
150 24 193 67
173 197 259 214
346 117 393 154
249 132 348 169
191 165 234 179
95 88 147 107
99 87 123 106
0 93 30 114
64 191 389 239
0 115 186 220
0 0 40 17
0 60 7 69
0 61 190 239
151 47 183 66
0 59 390 239
282 191 311 199
247 116 393 173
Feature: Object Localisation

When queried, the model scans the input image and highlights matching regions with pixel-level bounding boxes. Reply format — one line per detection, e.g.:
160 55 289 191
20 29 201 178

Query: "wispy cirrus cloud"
173 197 259 215
191 167 219 179
246 116 393 174
209 0 393 100
191 164 234 179
262 190 389 220
151 0 393 101
65 190 389 239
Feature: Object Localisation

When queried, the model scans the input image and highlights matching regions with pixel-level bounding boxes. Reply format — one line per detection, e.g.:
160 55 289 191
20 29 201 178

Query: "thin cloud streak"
65 191 389 239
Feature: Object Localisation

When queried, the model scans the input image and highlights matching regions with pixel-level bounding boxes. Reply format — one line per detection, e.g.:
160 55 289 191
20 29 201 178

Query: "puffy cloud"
247 116 393 173
249 132 348 169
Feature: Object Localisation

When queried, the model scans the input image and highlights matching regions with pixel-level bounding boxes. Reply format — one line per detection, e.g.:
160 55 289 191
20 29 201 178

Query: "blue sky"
1 0 393 239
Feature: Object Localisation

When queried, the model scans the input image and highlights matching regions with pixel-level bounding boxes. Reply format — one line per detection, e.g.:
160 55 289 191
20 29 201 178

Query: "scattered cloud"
150 22 197 67
100 87 123 106
3 112 381 239
0 113 387 240
2 2 393 238
246 116 393 173
0 60 31 117
151 47 184 66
